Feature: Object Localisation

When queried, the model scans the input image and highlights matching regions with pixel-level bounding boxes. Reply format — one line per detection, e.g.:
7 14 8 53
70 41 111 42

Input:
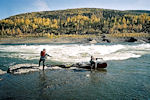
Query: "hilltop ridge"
0 8 150 37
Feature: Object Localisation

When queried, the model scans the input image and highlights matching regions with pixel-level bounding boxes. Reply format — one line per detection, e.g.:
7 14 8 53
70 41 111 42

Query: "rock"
143 38 150 43
87 38 97 44
87 38 93 41
8 64 39 74
89 39 97 44
7 64 63 74
126 37 137 42
0 69 6 75
136 39 146 43
101 35 106 38
102 38 111 43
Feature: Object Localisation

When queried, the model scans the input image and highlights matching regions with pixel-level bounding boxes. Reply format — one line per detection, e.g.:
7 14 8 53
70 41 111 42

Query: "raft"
77 62 107 69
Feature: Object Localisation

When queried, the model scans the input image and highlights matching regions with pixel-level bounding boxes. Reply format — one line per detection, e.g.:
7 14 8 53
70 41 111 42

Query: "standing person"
39 49 51 70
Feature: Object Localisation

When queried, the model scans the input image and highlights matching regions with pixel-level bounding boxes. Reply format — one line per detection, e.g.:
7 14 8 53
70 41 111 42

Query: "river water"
0 43 150 100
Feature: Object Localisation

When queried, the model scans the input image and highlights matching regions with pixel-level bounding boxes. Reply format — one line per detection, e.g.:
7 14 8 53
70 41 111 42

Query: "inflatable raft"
75 62 107 69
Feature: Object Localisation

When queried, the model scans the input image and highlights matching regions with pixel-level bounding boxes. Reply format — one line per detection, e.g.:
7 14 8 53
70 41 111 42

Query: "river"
0 43 150 100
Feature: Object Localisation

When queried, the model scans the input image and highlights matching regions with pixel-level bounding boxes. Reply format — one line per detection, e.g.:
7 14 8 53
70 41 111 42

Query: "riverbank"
0 34 150 44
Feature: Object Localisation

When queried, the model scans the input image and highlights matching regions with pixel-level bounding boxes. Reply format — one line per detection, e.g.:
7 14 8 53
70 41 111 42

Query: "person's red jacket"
41 51 46 57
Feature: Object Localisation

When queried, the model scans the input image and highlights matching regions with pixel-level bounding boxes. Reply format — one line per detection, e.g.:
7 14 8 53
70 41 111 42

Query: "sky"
0 0 150 19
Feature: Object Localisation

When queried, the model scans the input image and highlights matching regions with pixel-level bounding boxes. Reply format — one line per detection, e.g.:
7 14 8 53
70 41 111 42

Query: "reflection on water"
96 68 107 72
88 69 107 83
0 57 150 100
38 71 49 100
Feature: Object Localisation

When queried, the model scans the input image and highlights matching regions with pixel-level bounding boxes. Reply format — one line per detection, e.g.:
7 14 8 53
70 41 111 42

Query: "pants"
39 59 45 70
90 61 95 68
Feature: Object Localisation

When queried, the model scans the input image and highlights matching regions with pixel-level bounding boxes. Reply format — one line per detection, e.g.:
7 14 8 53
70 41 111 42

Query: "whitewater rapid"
0 43 150 63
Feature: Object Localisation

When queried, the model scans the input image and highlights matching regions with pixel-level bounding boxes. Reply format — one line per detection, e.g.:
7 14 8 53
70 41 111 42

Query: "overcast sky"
0 0 150 19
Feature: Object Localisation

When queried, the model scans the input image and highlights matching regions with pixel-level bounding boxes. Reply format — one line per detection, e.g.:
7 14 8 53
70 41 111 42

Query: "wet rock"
8 64 40 74
7 64 63 74
0 69 6 75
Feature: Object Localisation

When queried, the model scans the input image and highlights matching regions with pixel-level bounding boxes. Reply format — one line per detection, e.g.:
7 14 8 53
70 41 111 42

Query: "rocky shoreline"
0 35 150 44
100 35 150 43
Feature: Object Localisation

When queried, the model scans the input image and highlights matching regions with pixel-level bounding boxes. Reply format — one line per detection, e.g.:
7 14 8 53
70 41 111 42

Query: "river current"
0 43 150 100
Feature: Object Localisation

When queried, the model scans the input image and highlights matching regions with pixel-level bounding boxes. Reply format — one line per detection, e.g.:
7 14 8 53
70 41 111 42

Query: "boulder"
126 37 137 42
89 39 97 44
102 38 111 43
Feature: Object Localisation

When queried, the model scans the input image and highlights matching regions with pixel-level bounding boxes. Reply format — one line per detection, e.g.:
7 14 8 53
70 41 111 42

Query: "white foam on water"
102 52 141 61
49 66 62 70
0 43 150 63
86 74 90 77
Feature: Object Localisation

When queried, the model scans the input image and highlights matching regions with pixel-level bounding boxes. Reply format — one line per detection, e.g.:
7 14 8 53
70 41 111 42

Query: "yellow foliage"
91 15 100 23
1 19 14 25
32 24 38 30
25 19 30 25
67 17 71 22
50 33 54 39
16 28 22 35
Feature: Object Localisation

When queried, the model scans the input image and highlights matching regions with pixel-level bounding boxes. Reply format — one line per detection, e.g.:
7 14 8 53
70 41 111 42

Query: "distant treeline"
0 8 150 37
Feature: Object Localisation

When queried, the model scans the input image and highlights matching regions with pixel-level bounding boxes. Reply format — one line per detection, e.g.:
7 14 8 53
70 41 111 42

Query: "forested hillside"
0 8 150 37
